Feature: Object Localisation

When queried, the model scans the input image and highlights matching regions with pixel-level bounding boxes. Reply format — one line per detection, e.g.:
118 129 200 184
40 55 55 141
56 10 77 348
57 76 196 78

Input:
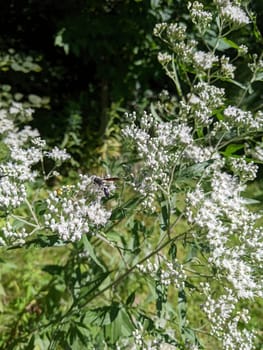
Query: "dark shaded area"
1 0 262 167
0 0 176 154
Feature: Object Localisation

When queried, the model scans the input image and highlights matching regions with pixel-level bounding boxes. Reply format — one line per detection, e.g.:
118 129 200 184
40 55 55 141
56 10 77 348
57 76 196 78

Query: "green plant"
1 1 263 349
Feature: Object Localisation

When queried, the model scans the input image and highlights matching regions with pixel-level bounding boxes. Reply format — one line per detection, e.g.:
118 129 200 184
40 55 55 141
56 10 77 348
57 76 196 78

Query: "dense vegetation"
0 1 263 349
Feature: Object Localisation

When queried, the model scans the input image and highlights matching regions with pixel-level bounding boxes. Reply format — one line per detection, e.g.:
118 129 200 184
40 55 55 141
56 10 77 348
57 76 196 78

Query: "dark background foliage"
0 0 262 165
0 0 175 162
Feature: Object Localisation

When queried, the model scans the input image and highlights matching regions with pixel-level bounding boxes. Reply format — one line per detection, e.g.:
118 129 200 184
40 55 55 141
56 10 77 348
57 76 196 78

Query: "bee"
93 176 119 198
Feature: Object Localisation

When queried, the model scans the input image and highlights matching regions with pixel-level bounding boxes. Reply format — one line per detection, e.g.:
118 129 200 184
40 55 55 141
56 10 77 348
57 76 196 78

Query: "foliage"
0 0 178 167
1 1 263 350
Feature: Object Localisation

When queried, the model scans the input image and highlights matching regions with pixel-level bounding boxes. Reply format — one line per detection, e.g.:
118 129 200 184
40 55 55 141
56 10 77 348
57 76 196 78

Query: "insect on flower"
93 176 119 198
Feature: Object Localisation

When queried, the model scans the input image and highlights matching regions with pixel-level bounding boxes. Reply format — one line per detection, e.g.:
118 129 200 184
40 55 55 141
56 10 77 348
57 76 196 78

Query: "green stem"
25 198 39 226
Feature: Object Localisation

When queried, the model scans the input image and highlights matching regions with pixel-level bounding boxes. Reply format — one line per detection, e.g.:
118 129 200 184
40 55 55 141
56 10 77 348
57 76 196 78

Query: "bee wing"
103 177 120 182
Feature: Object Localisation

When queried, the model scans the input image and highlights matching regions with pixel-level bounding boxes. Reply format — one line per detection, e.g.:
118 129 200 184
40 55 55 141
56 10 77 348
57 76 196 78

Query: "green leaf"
42 264 64 275
102 304 135 344
106 230 122 244
110 197 141 221
23 234 61 248
78 272 109 301
253 71 263 82
34 200 47 216
178 288 187 330
222 78 247 90
242 197 261 205
0 141 10 162
81 235 106 271
160 200 169 231
168 243 177 260
118 308 134 335
179 159 215 179
221 38 239 49
185 243 198 263
182 327 200 346
54 28 69 55
126 291 136 306
155 281 167 316
222 143 244 156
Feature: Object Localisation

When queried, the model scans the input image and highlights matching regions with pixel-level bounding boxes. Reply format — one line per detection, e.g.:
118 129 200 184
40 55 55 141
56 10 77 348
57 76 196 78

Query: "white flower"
215 0 250 26
193 50 218 70
188 1 213 31
186 169 263 299
229 157 258 182
220 55 236 78
45 146 71 162
87 202 111 226
0 110 14 133
0 176 27 209
158 52 172 65
251 145 263 162
44 175 114 242
153 22 168 37
223 106 263 129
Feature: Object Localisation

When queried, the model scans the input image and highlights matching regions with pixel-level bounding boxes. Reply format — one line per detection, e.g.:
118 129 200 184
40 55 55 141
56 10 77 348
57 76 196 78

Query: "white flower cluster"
2 222 28 245
0 176 27 209
0 103 73 245
154 22 197 66
8 101 34 120
45 146 71 162
0 107 71 195
138 257 186 290
202 284 255 350
153 1 249 78
188 1 213 33
229 156 258 182
44 175 113 242
220 55 236 79
248 55 263 75
214 0 250 26
132 328 143 348
0 114 44 209
117 320 177 350
185 82 225 125
223 106 263 130
193 51 218 71
154 22 186 41
123 111 194 210
158 52 173 65
250 144 263 162
186 170 263 299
